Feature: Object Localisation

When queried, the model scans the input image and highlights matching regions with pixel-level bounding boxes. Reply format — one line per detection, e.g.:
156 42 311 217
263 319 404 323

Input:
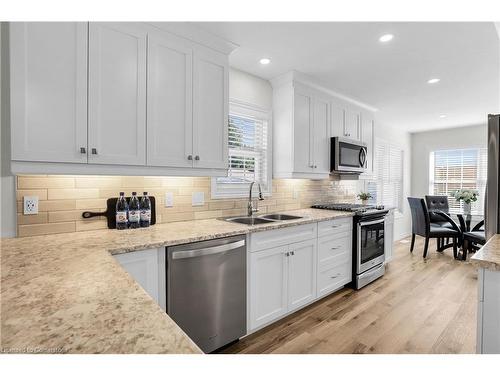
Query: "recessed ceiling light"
428 78 441 84
259 58 271 65
439 115 447 118
379 34 394 42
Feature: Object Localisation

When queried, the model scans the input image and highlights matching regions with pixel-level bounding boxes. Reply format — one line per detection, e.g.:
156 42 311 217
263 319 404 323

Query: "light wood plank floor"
221 236 478 354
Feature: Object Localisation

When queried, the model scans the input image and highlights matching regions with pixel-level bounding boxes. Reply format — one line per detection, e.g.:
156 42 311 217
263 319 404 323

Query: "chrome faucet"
248 181 264 216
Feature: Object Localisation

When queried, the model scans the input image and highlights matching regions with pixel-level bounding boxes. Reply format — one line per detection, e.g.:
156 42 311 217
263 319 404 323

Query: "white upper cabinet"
9 22 233 176
272 78 330 179
147 31 193 168
331 99 361 141
360 110 375 177
192 47 229 170
88 23 147 166
10 22 88 163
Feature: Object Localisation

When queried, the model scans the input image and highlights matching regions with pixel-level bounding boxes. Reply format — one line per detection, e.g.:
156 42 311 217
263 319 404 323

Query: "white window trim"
211 99 272 199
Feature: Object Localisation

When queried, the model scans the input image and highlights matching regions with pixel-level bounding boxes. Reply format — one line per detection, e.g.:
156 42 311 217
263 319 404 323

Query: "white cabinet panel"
360 110 375 176
317 261 351 298
88 23 147 165
192 48 228 169
312 97 330 174
288 239 317 311
293 91 313 173
147 32 193 167
249 246 288 330
384 210 394 262
345 107 361 140
480 269 500 353
113 248 166 311
10 22 88 163
249 223 316 253
330 102 346 138
318 217 352 237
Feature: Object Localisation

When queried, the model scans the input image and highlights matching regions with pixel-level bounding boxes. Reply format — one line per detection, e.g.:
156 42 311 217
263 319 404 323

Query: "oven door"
357 218 386 274
332 137 367 173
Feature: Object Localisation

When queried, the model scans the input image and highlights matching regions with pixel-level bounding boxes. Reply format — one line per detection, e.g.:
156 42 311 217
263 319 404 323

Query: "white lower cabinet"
287 239 317 311
113 247 166 312
477 268 500 353
249 219 352 332
249 246 288 330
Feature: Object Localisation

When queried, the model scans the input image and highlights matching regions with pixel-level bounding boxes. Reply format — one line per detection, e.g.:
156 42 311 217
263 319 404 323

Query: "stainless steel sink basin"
259 214 303 221
225 216 275 225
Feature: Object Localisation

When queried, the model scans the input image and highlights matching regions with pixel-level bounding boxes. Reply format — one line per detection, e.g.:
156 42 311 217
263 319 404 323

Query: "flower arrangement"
453 189 479 204
357 192 372 204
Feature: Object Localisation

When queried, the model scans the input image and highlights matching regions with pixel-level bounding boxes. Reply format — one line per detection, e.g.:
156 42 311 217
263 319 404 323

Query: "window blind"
429 148 487 215
213 102 271 198
368 140 404 212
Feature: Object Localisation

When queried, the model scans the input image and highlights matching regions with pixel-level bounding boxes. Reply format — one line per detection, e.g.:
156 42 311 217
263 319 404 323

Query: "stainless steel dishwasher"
166 235 246 353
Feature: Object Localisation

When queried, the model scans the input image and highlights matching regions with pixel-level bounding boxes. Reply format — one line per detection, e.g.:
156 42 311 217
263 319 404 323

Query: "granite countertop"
471 234 500 272
1 208 353 354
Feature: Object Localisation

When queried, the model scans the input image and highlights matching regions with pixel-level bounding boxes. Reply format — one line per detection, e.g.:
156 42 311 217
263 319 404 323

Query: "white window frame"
428 147 487 215
211 99 272 199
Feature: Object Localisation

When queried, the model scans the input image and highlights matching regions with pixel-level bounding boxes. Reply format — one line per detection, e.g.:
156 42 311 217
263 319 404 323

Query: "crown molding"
147 22 238 55
271 70 378 112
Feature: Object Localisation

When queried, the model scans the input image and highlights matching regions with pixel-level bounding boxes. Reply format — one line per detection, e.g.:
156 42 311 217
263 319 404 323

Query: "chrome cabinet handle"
194 155 200 161
80 147 86 154
290 251 295 256
285 252 290 257
330 273 341 279
331 224 341 228
91 148 97 155
187 155 193 160
331 246 340 250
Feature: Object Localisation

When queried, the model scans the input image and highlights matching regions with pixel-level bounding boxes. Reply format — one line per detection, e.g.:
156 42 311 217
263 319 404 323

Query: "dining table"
429 208 485 260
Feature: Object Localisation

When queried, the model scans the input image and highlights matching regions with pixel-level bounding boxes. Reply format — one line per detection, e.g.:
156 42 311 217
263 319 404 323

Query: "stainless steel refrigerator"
486 114 500 239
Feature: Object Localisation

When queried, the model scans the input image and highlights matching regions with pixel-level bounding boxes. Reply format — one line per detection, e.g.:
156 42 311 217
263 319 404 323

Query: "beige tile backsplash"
15 175 358 237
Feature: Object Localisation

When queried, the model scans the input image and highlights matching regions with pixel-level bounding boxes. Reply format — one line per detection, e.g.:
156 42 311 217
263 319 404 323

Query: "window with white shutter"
429 148 487 215
366 139 404 213
211 101 272 198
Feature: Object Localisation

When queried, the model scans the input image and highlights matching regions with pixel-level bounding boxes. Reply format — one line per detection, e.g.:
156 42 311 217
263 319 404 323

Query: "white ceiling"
195 22 499 133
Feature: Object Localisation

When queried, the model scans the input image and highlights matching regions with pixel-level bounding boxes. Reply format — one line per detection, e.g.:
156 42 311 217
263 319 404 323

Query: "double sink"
223 213 303 225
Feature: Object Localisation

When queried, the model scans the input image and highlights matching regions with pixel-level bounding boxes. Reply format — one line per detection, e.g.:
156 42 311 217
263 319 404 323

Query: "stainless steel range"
312 203 389 289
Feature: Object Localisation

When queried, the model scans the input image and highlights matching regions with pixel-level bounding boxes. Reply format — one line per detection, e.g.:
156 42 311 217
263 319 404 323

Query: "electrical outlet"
23 196 39 215
192 192 205 206
165 192 174 207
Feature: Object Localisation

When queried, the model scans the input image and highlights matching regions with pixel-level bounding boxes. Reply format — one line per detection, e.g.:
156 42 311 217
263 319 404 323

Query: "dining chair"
407 197 462 258
425 195 457 249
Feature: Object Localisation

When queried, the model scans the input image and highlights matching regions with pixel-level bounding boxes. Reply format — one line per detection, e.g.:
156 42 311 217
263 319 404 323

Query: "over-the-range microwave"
330 137 368 174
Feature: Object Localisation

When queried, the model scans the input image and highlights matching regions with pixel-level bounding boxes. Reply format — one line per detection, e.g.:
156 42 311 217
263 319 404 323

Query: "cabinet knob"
91 148 98 155
80 147 86 154
290 251 295 256
187 155 193 160
285 252 289 257
314 165 317 169
194 155 200 161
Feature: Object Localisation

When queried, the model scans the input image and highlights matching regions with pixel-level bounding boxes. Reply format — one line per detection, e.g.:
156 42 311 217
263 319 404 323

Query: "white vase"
361 199 368 205
463 201 471 215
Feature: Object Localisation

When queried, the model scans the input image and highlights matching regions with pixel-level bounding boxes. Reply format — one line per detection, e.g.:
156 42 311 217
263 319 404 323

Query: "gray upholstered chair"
407 197 462 258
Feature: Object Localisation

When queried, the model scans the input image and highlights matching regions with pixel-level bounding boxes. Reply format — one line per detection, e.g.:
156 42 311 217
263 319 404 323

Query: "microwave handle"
359 148 367 168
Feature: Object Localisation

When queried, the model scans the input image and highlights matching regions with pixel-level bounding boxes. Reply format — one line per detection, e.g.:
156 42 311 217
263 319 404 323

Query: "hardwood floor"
221 236 478 354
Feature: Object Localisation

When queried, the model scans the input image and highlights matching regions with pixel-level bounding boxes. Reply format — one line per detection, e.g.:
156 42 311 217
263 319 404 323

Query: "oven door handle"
358 218 385 227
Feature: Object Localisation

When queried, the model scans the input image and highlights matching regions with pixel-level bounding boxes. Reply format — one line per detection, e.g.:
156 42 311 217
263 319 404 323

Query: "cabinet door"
293 90 313 173
88 23 147 165
288 239 317 311
147 32 193 168
10 22 88 163
192 47 228 169
113 248 166 311
249 246 288 330
330 101 346 138
312 97 330 173
345 106 361 140
360 111 375 175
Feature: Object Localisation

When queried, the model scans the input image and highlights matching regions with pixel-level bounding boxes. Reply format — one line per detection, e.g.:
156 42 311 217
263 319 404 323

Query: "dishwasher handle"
171 240 245 259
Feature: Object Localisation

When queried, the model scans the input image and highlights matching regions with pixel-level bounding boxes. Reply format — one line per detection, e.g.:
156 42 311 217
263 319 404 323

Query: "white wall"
229 68 272 109
1 22 16 238
410 124 488 198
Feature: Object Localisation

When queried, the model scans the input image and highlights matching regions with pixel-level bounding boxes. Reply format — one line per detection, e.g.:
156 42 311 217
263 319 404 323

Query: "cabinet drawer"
317 262 351 298
318 217 352 237
249 223 316 253
318 232 351 264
